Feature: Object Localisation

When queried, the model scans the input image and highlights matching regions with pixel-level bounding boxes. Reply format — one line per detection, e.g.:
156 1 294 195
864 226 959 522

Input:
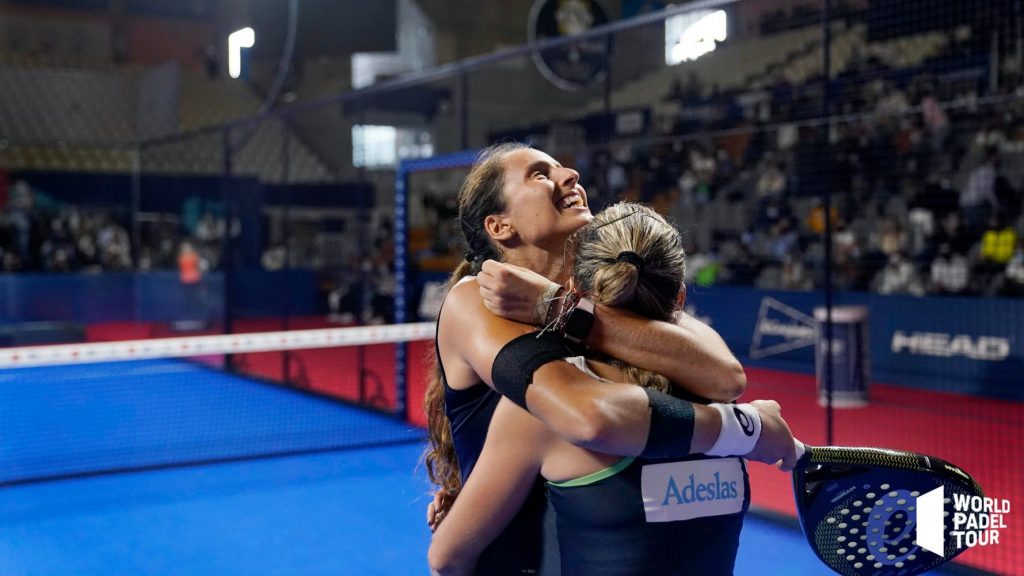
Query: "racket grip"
794 439 806 460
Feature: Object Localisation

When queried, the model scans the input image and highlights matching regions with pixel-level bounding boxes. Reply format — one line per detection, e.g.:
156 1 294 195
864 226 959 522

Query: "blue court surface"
0 357 967 574
0 442 967 575
0 358 423 484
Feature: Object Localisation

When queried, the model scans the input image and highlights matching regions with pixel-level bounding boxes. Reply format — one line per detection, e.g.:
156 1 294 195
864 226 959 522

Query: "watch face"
565 306 595 341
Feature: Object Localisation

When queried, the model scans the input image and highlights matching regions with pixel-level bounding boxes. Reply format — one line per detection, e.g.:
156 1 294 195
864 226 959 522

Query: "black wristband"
640 388 696 459
491 331 573 410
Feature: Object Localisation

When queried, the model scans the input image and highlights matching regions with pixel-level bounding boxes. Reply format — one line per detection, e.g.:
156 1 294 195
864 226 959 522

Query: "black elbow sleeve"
491 331 573 410
641 388 695 459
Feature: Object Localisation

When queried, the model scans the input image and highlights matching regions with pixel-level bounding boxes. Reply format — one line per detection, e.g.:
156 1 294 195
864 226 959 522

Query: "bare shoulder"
438 277 488 336
441 277 525 337
438 275 539 389
437 278 486 390
443 277 484 314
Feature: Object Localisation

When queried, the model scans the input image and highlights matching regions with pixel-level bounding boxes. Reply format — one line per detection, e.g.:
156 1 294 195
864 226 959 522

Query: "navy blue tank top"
443 379 501 481
436 299 559 575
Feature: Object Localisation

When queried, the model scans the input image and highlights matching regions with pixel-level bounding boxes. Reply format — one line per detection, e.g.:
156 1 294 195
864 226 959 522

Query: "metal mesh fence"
0 1 1021 572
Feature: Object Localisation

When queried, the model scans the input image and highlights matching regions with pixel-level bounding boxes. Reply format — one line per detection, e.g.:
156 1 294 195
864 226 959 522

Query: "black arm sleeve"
491 331 574 409
640 388 696 459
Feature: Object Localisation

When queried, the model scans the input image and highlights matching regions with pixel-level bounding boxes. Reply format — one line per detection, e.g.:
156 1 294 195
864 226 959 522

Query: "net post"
821 0 834 447
394 163 410 421
393 151 480 423
220 126 235 370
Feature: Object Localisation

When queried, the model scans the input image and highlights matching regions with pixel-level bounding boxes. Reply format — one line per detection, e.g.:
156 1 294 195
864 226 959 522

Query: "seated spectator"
929 243 971 295
994 168 1019 223
875 216 908 259
972 122 1006 155
907 207 935 258
833 218 861 263
931 212 973 257
915 174 959 220
767 217 799 260
980 214 1018 266
780 253 813 291
4 180 34 267
755 155 787 201
876 253 925 296
751 194 791 231
805 198 838 236
960 150 1000 236
921 91 950 152
998 238 1024 296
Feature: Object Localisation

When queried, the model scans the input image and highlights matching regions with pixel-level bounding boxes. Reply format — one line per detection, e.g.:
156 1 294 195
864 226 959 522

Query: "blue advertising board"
685 286 1022 401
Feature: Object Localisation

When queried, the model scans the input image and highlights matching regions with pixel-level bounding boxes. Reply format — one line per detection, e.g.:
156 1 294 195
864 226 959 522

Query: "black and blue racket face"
793 446 985 576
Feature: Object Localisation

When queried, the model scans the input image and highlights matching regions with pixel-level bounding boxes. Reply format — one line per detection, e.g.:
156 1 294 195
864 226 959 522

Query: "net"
0 323 433 486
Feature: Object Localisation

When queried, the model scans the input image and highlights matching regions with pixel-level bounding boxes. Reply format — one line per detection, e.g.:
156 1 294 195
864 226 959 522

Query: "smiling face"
486 148 592 253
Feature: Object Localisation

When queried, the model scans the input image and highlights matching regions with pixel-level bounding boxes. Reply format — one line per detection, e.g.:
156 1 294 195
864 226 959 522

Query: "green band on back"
548 457 634 488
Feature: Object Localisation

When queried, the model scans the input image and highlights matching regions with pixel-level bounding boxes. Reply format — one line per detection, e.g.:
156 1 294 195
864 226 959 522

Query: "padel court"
0 326 1014 574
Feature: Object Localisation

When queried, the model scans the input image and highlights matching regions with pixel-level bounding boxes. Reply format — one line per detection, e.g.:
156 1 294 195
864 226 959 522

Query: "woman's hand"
744 400 799 471
427 490 456 533
477 260 559 325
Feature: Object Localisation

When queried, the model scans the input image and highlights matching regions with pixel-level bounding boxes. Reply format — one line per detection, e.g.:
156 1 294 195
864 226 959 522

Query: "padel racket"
792 441 985 576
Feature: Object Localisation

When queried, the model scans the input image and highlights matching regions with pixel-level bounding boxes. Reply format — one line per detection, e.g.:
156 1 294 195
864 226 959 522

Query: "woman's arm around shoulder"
439 276 798 465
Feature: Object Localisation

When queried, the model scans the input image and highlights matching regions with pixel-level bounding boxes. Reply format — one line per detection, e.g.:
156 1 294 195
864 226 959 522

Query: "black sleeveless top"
443 380 501 481
547 454 749 576
436 297 559 575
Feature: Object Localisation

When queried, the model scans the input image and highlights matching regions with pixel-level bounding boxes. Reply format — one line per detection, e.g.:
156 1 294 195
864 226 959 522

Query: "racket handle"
794 439 806 460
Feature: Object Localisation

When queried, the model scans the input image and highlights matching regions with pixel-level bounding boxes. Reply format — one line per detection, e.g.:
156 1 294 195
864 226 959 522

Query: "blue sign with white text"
685 286 1022 400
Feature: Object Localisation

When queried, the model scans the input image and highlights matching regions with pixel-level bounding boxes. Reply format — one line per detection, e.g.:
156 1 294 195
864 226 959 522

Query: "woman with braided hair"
424 144 797 575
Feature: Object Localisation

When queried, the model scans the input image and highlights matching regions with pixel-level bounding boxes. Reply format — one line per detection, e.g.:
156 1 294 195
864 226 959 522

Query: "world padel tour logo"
916 486 1011 555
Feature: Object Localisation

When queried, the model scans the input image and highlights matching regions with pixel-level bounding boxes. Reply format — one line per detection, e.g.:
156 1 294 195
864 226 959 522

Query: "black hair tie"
616 251 644 272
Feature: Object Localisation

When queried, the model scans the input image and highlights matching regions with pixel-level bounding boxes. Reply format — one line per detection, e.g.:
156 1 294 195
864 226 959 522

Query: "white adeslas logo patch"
640 458 745 523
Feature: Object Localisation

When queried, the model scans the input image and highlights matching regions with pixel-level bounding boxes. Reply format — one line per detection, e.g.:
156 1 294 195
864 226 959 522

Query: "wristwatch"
563 297 595 343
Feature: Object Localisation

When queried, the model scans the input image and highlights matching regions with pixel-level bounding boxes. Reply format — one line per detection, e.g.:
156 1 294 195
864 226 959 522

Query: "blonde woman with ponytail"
425 145 798 575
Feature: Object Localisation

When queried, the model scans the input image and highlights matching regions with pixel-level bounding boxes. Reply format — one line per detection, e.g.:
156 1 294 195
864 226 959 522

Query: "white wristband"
706 403 762 457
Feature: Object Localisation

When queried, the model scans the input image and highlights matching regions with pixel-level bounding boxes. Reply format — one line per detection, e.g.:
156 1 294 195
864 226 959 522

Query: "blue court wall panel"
0 270 320 324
